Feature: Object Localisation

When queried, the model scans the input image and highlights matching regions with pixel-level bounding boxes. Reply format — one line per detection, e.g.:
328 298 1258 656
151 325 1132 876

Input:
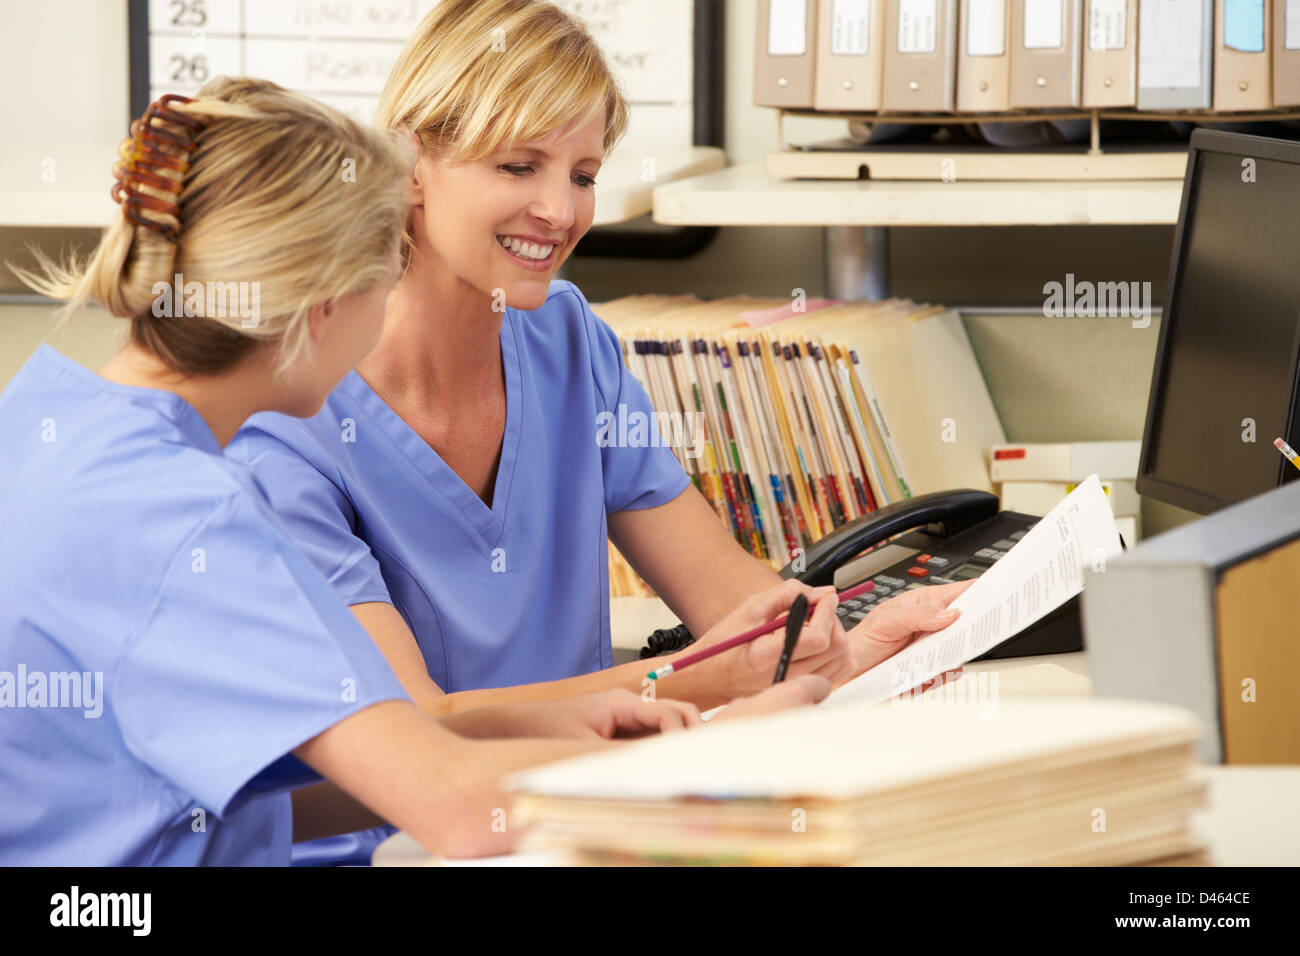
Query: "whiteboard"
135 0 698 151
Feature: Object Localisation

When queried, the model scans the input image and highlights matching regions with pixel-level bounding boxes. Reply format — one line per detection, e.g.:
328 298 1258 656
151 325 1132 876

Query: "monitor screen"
1139 133 1300 514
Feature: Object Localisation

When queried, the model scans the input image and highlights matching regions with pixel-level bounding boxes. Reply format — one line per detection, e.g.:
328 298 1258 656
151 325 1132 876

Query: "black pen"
773 594 809 684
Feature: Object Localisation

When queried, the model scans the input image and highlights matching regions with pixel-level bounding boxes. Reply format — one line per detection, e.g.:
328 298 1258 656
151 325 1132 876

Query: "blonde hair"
14 77 412 376
376 0 628 162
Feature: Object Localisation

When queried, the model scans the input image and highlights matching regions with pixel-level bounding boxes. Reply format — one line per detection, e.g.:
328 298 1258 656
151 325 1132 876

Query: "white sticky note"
768 0 807 55
1138 0 1203 89
966 0 1007 56
831 0 871 54
1024 0 1064 49
1089 0 1128 51
898 0 938 53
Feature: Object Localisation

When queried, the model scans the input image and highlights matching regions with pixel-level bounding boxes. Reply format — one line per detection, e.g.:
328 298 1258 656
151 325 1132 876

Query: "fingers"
745 588 845 671
787 587 842 660
843 602 962 676
873 578 975 612
859 602 960 646
913 579 976 608
603 692 703 738
710 674 831 724
733 579 837 635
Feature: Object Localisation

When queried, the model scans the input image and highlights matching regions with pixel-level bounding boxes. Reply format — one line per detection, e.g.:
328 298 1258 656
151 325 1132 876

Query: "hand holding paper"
832 474 1122 706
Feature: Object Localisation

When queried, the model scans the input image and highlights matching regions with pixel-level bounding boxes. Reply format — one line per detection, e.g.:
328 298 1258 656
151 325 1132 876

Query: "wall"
0 0 1198 537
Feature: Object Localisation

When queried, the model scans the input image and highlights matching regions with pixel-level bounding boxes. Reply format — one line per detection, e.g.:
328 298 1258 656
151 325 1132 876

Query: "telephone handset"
777 488 1089 661
779 489 1000 588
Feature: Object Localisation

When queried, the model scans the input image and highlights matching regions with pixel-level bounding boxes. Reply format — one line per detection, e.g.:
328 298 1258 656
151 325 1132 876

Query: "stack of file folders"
508 697 1207 866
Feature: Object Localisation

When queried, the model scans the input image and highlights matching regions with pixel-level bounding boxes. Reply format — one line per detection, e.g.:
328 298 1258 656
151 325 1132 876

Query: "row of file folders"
757 0 1300 112
597 295 1005 595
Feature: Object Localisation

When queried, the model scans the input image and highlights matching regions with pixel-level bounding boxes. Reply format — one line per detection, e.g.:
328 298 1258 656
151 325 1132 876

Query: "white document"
898 0 938 53
768 0 808 55
830 474 1121 707
966 0 1007 56
1089 0 1128 51
1138 0 1204 88
1024 0 1065 49
831 0 872 54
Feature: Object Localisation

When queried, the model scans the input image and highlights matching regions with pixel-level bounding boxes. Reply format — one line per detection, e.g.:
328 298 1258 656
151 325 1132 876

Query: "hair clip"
111 94 206 240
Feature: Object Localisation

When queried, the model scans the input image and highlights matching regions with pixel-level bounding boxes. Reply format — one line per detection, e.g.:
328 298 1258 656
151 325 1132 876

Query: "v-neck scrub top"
0 346 408 865
227 281 691 692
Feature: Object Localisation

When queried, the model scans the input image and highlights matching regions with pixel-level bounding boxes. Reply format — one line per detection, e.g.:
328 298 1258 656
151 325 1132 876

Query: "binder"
882 0 959 110
754 0 819 108
814 0 887 110
1214 0 1272 110
1009 0 1085 107
1273 0 1300 104
957 0 1013 110
1082 0 1138 106
1137 0 1214 109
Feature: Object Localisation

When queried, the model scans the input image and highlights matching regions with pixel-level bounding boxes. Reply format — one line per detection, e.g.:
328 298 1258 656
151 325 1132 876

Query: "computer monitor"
1138 129 1300 515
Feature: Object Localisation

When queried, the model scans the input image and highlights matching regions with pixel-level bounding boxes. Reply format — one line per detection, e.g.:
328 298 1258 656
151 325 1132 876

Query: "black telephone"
638 488 1119 662
780 488 1098 661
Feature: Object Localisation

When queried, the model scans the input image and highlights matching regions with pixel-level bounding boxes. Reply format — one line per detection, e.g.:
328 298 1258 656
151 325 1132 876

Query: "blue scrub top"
228 281 690 692
0 346 409 865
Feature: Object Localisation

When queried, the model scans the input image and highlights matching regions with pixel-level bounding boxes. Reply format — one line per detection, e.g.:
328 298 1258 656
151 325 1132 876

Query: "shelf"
652 163 1184 227
764 147 1188 182
592 146 726 226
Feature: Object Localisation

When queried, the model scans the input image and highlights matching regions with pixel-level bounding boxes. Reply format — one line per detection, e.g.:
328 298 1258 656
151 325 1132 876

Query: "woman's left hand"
839 579 975 686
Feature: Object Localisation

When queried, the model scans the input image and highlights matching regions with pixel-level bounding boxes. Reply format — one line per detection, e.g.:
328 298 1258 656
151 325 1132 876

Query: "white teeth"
497 236 554 261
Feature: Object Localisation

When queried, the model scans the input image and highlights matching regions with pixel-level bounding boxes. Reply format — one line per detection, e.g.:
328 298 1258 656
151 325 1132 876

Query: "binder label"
966 0 1007 56
1024 0 1065 49
768 0 808 55
831 0 872 54
1289 0 1300 49
898 0 937 53
1137 0 1203 89
1224 0 1265 53
1088 0 1128 51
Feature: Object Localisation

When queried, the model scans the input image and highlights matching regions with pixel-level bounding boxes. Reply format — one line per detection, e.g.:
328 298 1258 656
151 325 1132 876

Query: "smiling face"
409 111 604 311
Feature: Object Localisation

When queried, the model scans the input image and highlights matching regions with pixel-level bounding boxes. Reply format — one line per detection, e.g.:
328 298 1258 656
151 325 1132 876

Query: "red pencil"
646 579 876 680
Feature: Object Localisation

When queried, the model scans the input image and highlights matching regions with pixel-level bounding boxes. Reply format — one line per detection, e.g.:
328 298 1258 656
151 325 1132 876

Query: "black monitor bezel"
1136 128 1300 515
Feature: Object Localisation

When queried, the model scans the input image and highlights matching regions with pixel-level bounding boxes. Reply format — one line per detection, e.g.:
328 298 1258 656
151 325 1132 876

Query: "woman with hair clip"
228 0 969 862
0 77 832 865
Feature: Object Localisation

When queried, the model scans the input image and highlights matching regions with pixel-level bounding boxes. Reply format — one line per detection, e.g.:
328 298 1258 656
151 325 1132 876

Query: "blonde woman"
232 0 967 713
0 77 832 865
